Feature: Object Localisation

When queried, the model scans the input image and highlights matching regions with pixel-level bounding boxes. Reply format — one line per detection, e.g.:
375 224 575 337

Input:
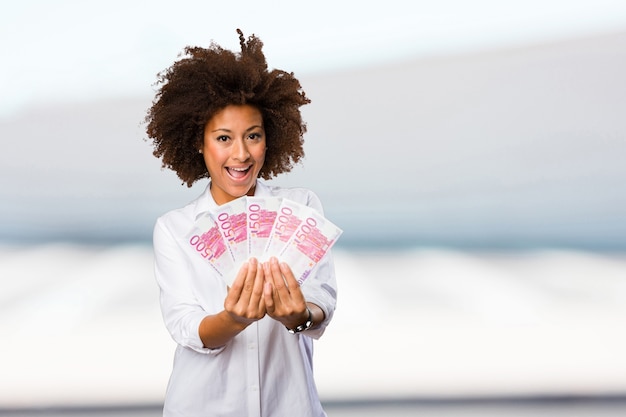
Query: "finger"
279 262 305 298
225 261 249 307
248 258 265 309
263 281 275 313
279 261 306 304
258 289 267 313
269 257 288 292
230 261 248 291
262 260 278 296
269 257 295 305
262 259 272 279
263 258 289 310
239 258 258 303
262 260 277 291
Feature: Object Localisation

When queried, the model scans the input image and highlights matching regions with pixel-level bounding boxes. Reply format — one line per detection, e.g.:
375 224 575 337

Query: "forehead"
207 104 263 128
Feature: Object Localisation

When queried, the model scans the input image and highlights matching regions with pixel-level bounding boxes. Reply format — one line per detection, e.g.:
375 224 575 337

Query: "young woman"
145 30 338 416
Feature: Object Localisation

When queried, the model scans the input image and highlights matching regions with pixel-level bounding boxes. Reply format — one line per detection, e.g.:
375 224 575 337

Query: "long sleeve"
154 216 225 355
156 181 335 417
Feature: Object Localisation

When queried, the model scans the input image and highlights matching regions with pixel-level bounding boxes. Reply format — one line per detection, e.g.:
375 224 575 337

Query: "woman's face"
202 104 266 205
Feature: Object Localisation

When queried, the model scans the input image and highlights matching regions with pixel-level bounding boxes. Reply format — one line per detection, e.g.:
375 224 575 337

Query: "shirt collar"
193 178 269 219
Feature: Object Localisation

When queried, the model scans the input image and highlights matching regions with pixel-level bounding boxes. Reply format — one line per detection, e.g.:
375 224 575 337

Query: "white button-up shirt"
153 180 338 417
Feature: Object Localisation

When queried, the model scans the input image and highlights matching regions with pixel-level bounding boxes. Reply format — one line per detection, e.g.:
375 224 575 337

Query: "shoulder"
259 181 324 213
155 185 211 234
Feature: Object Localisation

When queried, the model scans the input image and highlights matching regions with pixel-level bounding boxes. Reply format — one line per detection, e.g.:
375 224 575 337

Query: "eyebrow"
210 125 264 133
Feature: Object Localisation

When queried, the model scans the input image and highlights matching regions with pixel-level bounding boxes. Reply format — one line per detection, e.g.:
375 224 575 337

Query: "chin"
230 183 255 197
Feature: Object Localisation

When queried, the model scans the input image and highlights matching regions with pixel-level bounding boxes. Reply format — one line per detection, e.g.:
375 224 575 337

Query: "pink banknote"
213 197 249 267
187 212 235 282
279 207 343 285
189 196 342 286
247 196 282 259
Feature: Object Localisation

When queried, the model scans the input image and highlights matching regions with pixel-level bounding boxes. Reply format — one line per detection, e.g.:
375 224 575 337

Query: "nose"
232 137 250 161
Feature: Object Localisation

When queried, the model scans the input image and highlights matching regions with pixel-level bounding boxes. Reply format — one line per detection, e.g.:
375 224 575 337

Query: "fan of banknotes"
186 196 343 286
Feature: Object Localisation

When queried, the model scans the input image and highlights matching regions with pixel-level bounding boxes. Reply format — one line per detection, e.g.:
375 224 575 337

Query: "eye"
247 132 263 141
216 135 230 142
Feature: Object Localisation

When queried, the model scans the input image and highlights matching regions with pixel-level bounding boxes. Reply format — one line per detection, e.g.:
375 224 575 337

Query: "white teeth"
230 167 249 171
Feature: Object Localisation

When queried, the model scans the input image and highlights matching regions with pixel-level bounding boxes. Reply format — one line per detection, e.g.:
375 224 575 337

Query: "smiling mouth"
226 166 252 179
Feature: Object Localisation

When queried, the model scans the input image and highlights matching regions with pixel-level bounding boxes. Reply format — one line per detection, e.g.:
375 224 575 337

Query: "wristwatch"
286 307 313 334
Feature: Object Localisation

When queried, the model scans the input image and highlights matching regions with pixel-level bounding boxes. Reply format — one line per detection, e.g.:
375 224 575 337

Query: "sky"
2 0 626 117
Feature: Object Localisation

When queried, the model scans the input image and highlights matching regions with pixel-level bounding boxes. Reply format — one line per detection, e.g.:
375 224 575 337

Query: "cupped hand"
262 257 309 329
224 257 266 325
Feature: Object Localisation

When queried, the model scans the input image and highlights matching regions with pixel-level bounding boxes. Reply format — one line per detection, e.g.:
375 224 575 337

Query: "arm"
199 258 266 349
154 218 266 353
260 190 338 334
262 257 325 331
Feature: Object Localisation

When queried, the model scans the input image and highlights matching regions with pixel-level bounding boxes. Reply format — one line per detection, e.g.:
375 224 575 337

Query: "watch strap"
286 307 313 334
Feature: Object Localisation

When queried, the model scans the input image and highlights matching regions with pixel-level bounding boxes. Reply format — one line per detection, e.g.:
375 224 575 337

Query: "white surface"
1 244 625 407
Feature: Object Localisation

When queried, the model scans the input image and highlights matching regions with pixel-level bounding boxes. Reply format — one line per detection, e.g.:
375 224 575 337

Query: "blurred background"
1 1 626 416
